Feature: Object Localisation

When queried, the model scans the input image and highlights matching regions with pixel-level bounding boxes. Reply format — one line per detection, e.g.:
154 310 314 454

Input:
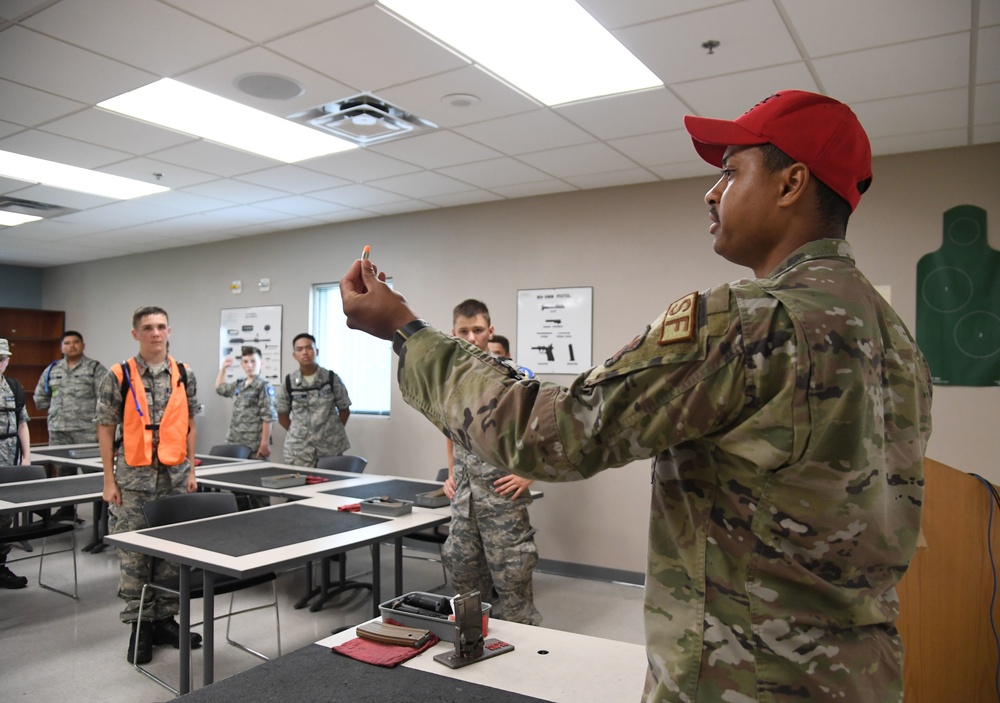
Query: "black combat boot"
0 563 28 589
153 617 203 649
128 621 154 664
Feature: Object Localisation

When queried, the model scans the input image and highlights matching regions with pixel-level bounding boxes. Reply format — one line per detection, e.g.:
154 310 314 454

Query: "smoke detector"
288 93 436 146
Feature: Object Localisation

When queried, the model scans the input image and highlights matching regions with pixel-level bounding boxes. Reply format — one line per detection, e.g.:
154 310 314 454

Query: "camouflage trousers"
441 502 542 626
48 429 99 477
108 468 188 623
282 445 322 468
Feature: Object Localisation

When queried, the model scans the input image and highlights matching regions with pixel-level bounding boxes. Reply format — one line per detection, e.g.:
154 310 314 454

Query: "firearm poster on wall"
916 205 1000 386
219 305 283 385
516 287 592 374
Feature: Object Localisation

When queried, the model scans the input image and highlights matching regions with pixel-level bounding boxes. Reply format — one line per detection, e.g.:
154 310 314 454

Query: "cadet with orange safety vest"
96 306 203 666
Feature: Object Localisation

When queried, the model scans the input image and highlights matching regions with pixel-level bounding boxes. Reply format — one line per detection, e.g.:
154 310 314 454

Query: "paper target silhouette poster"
916 205 1000 386
219 305 283 385
517 287 592 374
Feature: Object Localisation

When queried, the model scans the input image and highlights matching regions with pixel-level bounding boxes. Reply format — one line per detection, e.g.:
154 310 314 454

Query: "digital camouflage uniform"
396 239 933 703
215 376 278 455
1 375 30 563
96 356 199 623
34 355 107 475
276 367 351 467
443 443 541 625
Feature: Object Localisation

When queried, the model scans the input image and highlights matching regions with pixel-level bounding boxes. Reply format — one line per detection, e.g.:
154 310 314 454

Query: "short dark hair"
132 306 169 330
241 345 262 358
453 299 490 326
61 330 83 343
758 144 851 230
292 333 316 349
489 334 510 356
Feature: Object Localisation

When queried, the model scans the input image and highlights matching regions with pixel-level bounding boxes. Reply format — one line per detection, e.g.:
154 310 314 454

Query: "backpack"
2 376 26 463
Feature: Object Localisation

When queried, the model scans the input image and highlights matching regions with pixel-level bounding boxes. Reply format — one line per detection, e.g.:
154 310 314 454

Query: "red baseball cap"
684 90 873 211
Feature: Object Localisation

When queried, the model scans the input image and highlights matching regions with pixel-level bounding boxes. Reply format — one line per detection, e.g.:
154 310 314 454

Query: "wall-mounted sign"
219 305 283 385
516 287 592 374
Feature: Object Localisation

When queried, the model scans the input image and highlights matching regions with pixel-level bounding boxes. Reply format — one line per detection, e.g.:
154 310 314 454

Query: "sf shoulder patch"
658 292 698 345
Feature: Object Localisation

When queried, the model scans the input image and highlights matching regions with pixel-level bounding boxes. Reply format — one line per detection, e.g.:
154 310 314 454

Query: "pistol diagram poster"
219 305 283 385
517 287 592 374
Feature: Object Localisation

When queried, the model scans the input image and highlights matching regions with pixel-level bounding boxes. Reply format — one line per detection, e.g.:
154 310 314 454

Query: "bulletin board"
219 305 282 385
516 287 592 374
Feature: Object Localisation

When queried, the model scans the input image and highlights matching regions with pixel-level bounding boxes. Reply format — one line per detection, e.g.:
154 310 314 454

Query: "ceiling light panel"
380 0 662 106
98 79 358 162
0 149 169 199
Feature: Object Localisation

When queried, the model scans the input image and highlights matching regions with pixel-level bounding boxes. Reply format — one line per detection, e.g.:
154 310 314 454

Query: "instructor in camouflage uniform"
97 306 202 665
341 90 933 703
276 333 351 467
443 299 541 625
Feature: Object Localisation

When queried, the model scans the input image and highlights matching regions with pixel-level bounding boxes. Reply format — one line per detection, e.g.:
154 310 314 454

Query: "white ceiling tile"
364 199 437 216
616 0 801 84
438 158 550 189
22 0 250 75
376 66 540 129
179 179 289 205
0 0 57 22
370 131 502 169
673 64 819 118
0 79 85 128
175 47 355 118
0 175 33 194
4 184 116 210
307 183 408 208
518 142 638 178
870 128 970 156
982 0 1000 26
164 0 371 42
310 208 377 224
455 111 594 155
235 165 352 193
555 88 689 140
609 129 698 167
578 0 730 29
0 129 131 167
41 108 195 155
648 160 717 181
422 190 504 208
0 120 23 140
816 34 971 104
145 140 277 177
369 171 473 198
0 27 154 103
782 0 971 57
254 195 349 217
490 180 577 199
974 123 1000 144
267 5 467 92
564 168 658 190
974 82 1000 125
97 157 216 189
978 26 1000 85
301 148 421 182
1 217 100 242
853 90 968 140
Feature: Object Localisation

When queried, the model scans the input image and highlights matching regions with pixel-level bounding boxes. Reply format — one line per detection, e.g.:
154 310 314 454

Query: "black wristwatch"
392 319 431 356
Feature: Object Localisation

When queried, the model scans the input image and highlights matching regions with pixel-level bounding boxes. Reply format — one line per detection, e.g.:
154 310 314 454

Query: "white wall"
41 142 1000 575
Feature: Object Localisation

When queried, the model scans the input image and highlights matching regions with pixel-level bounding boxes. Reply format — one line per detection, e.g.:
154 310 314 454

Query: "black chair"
134 492 281 694
297 455 371 612
0 465 78 599
402 467 450 590
315 454 367 473
208 444 253 459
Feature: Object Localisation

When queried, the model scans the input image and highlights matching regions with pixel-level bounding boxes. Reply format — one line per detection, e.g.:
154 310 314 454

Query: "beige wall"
41 142 1000 575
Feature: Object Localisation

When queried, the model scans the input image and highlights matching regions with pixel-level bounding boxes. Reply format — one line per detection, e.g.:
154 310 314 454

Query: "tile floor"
1 505 646 702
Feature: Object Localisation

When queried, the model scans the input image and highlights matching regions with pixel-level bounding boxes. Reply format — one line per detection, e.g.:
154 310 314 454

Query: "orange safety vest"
112 356 190 467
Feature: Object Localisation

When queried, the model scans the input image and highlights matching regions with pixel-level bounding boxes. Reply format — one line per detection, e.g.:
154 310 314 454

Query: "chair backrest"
208 444 253 459
435 467 449 482
315 455 367 473
0 465 48 484
142 492 239 528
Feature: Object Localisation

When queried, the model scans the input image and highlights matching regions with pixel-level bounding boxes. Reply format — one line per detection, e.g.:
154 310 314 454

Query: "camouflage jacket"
451 442 533 520
33 355 107 432
95 355 199 486
276 367 351 457
216 375 277 449
397 239 933 703
0 375 29 464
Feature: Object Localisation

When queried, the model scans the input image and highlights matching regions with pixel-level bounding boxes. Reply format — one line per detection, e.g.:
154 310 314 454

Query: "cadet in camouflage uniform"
442 300 540 625
341 91 933 703
33 331 107 485
96 306 202 664
0 338 32 589
276 333 351 467
215 345 277 508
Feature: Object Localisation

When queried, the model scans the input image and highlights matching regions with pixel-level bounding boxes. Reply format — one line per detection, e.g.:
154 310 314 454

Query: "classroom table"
104 494 451 694
174 618 648 703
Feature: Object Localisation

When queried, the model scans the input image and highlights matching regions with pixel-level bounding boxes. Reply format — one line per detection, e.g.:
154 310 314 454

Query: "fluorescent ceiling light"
0 210 42 227
380 0 662 106
99 79 358 162
0 150 169 200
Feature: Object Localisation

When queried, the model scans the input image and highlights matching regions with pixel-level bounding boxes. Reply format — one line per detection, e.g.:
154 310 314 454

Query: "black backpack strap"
285 373 292 398
5 377 26 462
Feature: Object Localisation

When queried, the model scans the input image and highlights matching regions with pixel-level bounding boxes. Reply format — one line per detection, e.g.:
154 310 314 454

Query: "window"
311 280 393 415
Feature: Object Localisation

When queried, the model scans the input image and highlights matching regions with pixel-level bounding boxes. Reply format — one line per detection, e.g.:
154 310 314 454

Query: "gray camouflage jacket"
276 367 351 457
34 356 107 432
216 375 277 450
396 239 932 703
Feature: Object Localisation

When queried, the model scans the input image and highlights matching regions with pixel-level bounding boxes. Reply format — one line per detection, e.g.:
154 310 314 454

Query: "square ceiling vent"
288 93 437 146
0 195 78 219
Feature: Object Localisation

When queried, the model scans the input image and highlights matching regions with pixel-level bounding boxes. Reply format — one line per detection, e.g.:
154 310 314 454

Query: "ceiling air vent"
0 195 78 219
288 93 437 146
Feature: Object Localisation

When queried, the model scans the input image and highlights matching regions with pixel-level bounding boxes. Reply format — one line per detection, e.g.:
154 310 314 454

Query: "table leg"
179 566 191 695
394 536 403 595
204 570 215 687
371 543 381 618
82 501 107 553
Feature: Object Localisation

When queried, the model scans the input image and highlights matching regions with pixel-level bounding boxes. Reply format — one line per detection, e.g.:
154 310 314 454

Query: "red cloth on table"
337 503 361 512
331 633 439 667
